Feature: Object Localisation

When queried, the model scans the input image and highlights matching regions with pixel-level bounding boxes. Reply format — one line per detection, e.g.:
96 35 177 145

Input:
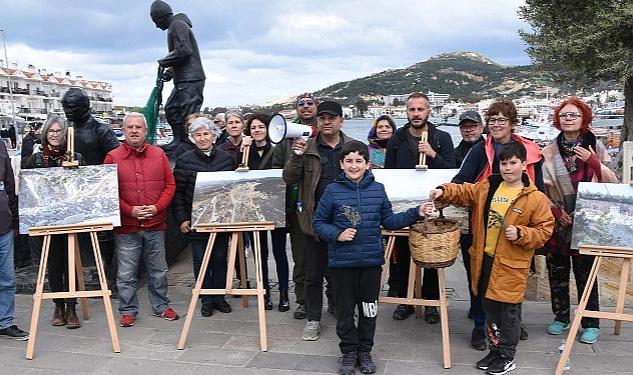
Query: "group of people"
0 86 619 375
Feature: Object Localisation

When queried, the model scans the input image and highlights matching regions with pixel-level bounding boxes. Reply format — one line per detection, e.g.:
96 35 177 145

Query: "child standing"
429 142 554 375
314 141 434 375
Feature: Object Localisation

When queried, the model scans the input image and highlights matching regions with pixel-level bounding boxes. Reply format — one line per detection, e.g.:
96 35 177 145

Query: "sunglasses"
297 99 315 107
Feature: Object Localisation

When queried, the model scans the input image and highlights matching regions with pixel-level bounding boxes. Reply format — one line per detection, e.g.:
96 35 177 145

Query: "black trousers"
304 235 334 321
461 234 485 327
47 234 76 305
331 267 381 354
546 251 599 328
394 237 438 300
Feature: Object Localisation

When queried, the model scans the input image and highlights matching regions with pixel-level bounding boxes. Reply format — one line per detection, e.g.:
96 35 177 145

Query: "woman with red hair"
541 97 618 344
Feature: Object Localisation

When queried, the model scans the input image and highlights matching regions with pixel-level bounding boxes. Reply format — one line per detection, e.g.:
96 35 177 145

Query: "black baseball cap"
317 101 342 117
459 110 482 125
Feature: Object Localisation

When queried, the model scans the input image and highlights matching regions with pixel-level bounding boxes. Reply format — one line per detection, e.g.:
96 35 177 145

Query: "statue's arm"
159 20 193 67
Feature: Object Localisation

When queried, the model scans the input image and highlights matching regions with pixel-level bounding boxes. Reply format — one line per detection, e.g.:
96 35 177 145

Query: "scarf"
42 144 66 167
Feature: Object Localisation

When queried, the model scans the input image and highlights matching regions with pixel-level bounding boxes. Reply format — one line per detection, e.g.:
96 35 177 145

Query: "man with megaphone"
283 100 358 342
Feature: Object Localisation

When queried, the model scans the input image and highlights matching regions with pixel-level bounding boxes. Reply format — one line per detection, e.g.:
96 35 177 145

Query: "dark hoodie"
159 13 206 83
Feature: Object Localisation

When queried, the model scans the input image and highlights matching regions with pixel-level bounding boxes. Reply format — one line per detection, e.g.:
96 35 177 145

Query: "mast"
1 29 18 150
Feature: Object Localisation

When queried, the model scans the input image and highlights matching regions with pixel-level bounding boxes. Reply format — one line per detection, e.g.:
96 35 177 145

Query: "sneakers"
119 314 135 327
547 320 570 335
201 303 213 317
486 356 516 375
392 304 414 320
471 327 487 351
154 307 179 321
358 351 376 374
476 351 500 370
212 300 232 313
580 327 600 344
338 350 358 375
424 306 440 324
294 304 307 320
302 320 321 341
0 325 29 341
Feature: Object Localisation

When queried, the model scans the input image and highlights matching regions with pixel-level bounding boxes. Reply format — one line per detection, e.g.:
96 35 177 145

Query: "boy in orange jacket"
429 142 554 375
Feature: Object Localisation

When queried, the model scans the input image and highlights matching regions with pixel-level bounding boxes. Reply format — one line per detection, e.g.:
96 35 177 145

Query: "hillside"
313 51 605 105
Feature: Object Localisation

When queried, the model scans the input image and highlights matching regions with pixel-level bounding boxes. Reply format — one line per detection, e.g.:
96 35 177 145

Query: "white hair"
188 117 220 143
123 112 147 127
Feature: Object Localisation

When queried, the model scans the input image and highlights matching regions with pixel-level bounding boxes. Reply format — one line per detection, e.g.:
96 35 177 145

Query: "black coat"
74 116 120 165
384 123 456 169
172 147 234 237
247 142 274 170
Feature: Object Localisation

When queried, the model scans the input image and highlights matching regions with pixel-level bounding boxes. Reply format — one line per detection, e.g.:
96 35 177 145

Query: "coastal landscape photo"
191 169 286 228
571 182 633 250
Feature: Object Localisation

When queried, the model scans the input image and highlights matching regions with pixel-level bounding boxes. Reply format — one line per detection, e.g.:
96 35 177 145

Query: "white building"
382 91 450 107
0 62 113 121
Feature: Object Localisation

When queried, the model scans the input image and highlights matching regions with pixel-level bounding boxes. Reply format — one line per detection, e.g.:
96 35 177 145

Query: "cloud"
0 0 531 106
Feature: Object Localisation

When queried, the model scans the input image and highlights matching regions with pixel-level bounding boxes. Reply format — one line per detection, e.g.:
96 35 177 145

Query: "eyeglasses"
488 117 509 125
297 99 315 107
213 120 223 124
558 112 582 119
459 124 480 131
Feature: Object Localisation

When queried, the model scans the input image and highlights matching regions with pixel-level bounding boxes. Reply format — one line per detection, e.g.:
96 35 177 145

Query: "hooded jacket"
159 13 206 84
438 173 554 303
314 170 421 268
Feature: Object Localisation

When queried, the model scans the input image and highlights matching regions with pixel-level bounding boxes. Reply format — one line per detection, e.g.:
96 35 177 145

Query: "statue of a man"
150 0 206 153
61 87 119 165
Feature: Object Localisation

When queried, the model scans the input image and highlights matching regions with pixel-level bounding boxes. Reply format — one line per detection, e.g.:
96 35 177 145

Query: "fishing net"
143 66 165 144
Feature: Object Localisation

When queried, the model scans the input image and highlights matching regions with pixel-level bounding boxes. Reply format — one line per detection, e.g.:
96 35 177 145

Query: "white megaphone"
268 113 317 145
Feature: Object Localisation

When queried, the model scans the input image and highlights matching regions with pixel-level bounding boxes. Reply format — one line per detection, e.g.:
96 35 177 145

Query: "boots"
65 303 81 329
52 303 66 326
264 289 273 310
278 290 290 312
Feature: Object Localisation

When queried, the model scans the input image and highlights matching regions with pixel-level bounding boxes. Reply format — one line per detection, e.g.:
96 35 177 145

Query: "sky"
0 0 531 108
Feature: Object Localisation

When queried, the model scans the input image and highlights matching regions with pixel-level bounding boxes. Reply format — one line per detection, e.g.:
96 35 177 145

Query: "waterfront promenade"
3 250 632 374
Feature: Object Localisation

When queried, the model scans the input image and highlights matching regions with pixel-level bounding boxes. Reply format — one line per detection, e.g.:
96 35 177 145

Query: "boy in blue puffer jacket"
314 141 435 375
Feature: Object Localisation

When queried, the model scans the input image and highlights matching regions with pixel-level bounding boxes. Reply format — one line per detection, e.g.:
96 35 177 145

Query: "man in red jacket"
105 112 178 327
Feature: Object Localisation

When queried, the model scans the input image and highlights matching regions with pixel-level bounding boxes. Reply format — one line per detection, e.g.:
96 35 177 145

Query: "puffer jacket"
104 142 175 233
0 141 17 234
172 146 234 238
438 173 554 303
282 131 356 237
314 171 421 268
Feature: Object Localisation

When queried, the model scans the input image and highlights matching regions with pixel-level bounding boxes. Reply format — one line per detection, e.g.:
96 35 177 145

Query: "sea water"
341 118 462 145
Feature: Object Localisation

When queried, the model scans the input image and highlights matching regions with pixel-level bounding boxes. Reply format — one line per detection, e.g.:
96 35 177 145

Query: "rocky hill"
313 51 604 105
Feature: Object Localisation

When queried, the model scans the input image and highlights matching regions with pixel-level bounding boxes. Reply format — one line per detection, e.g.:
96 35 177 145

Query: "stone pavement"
3 249 632 375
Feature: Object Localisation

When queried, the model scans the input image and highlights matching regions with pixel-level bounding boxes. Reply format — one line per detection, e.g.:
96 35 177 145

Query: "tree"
518 1 633 140
354 97 369 117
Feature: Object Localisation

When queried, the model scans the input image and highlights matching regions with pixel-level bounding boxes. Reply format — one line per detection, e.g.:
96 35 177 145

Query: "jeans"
115 231 170 316
263 229 290 292
190 234 229 305
0 229 15 329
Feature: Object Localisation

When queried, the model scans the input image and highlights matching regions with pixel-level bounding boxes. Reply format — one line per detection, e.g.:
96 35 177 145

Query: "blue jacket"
314 170 421 268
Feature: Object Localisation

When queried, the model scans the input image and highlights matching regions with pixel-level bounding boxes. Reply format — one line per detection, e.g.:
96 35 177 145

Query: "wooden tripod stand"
178 222 275 351
555 245 633 374
25 222 120 359
379 229 452 368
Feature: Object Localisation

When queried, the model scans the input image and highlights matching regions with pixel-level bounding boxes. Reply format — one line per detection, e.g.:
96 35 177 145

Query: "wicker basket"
409 211 460 268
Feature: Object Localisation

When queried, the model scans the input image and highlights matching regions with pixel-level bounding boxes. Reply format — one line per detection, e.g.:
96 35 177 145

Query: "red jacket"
104 142 175 233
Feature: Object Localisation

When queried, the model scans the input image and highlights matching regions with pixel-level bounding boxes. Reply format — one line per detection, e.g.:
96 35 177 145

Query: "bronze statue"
150 0 206 154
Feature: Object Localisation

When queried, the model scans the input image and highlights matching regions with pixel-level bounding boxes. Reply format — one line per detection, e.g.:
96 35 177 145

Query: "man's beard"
409 118 426 129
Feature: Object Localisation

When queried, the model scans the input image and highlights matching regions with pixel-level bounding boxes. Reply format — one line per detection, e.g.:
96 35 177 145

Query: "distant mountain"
312 51 608 105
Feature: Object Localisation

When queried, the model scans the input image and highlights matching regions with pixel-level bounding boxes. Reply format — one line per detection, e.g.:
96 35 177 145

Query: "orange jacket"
439 173 554 303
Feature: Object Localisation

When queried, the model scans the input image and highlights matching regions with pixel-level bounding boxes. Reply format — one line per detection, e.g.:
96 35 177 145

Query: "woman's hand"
573 145 596 162
337 228 357 242
179 221 191 233
241 136 253 149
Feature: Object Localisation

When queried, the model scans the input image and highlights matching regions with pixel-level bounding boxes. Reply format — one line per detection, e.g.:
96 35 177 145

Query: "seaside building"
382 91 449 107
0 62 113 122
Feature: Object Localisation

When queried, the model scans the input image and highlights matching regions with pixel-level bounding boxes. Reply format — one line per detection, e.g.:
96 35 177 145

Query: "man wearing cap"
384 92 456 325
283 100 357 340
455 110 485 167
273 92 324 320
451 109 487 350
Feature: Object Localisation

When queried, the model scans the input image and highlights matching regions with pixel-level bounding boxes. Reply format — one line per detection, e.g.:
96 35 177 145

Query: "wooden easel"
555 245 633 374
178 221 275 351
379 229 451 369
26 222 120 359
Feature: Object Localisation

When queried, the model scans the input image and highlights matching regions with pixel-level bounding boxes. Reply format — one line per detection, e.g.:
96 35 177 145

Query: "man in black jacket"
455 110 485 167
384 92 456 324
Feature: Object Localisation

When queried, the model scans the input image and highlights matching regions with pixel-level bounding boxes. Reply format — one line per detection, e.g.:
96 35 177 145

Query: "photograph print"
191 169 286 228
18 164 121 234
571 182 633 250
